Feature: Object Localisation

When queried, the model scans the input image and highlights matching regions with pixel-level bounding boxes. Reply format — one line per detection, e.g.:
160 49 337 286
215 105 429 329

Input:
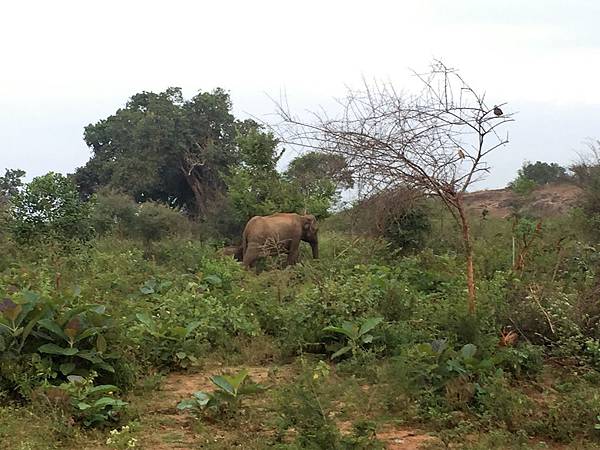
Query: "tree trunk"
456 195 476 314
180 165 205 218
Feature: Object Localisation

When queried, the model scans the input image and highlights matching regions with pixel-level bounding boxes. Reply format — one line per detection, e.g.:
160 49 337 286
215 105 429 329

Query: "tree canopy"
75 87 238 217
512 161 567 187
74 89 346 228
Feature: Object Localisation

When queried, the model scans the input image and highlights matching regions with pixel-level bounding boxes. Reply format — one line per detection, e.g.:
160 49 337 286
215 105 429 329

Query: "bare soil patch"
464 182 581 218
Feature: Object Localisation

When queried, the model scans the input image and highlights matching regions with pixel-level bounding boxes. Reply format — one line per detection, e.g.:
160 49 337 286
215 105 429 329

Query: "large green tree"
285 152 353 192
75 88 238 217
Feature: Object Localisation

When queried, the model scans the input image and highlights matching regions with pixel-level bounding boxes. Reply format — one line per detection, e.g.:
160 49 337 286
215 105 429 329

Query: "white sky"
1 0 599 189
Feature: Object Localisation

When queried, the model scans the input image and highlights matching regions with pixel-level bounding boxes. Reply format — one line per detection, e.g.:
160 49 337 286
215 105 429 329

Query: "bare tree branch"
271 60 514 313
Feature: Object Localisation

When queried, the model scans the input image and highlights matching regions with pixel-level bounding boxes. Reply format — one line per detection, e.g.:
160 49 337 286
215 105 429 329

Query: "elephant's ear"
303 215 317 232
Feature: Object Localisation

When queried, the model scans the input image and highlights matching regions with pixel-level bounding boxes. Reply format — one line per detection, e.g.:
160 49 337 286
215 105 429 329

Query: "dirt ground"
463 182 581 218
132 366 439 450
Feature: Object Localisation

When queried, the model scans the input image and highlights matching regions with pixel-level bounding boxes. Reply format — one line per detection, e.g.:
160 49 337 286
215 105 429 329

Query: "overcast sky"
1 0 599 189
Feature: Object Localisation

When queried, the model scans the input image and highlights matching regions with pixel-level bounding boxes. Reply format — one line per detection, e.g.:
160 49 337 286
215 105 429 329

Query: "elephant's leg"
286 239 300 266
243 244 260 269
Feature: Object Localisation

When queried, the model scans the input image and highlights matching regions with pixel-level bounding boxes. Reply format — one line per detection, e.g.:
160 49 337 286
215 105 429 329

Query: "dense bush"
9 172 93 243
91 190 191 242
325 189 431 252
0 290 127 399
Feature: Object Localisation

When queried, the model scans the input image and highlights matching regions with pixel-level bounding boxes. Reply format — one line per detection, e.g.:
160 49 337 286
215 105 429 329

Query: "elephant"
241 213 319 268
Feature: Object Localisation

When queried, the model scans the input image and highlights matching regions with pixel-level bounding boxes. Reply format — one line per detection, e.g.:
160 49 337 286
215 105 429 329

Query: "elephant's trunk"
310 239 319 259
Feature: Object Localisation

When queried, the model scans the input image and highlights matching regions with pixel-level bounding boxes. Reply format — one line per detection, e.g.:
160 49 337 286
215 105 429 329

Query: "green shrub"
133 201 191 242
509 175 537 196
9 172 93 243
90 190 137 236
0 289 128 398
91 191 191 242
177 369 266 419
51 373 127 427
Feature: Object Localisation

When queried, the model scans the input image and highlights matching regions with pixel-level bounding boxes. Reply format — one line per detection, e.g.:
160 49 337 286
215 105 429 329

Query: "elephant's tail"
241 231 247 259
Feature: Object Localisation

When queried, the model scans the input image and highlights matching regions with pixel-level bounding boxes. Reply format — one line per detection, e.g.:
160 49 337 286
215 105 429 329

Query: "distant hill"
463 182 581 218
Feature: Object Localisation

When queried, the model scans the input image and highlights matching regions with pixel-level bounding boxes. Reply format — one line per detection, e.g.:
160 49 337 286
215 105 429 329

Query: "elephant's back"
243 214 298 242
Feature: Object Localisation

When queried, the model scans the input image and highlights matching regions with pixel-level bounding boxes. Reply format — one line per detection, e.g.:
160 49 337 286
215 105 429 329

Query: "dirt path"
131 366 438 450
134 366 290 449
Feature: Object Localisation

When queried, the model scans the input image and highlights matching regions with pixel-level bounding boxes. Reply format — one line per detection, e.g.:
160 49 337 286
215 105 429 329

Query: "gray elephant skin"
241 213 319 268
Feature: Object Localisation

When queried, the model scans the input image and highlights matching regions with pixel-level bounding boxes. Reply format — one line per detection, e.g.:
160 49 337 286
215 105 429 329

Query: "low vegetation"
2 73 600 449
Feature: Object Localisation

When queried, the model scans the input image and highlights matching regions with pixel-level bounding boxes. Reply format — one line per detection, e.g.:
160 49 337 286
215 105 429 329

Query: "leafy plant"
55 373 127 427
133 312 202 369
0 293 48 355
35 306 116 376
177 369 266 418
0 290 118 395
323 317 384 359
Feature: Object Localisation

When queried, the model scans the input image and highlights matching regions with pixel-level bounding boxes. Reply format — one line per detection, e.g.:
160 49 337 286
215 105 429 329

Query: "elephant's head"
301 214 319 259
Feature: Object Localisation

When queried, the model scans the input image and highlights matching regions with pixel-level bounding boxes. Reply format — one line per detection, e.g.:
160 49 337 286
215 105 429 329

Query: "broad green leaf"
210 375 236 396
96 362 115 373
38 319 67 340
416 343 434 355
192 391 211 406
94 397 127 408
93 397 116 408
322 326 354 340
331 345 352 360
20 310 45 344
90 305 106 314
87 385 118 395
76 350 103 364
59 362 76 375
358 317 383 337
15 302 36 327
96 334 107 353
74 327 99 343
461 343 477 359
38 343 78 356
64 304 102 319
341 321 358 339
77 402 91 410
226 370 248 392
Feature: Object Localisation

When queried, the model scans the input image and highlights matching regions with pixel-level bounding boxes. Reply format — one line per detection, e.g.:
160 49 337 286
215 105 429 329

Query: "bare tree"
275 61 513 313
